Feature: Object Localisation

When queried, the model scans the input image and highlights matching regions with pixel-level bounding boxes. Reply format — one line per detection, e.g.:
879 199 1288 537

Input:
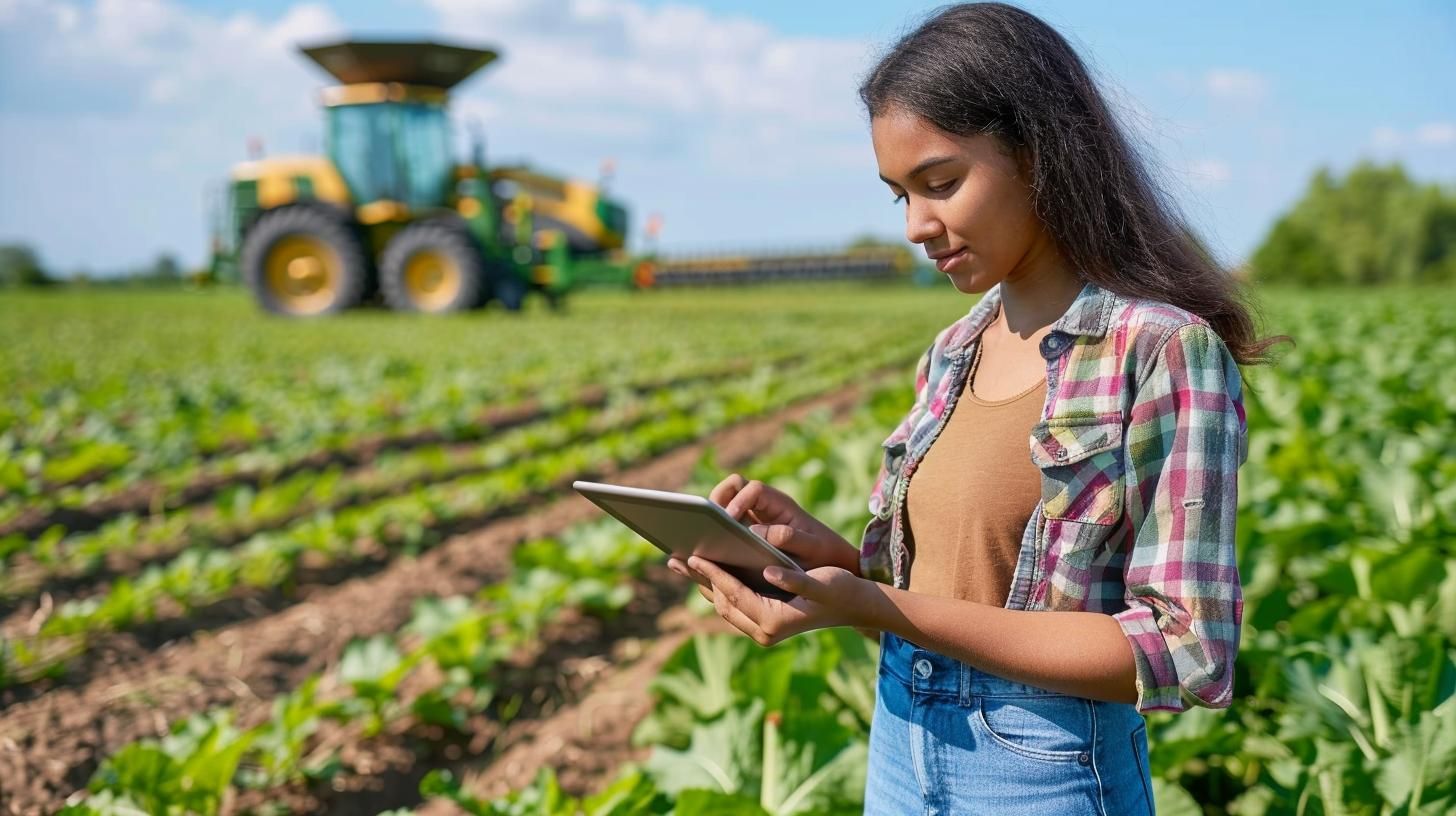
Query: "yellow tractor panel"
319 82 449 107
232 156 353 209
490 167 623 251
356 200 412 224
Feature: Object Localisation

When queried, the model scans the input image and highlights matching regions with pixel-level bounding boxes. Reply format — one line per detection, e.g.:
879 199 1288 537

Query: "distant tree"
1413 187 1456 282
1252 162 1456 285
151 253 182 283
0 244 53 287
1252 218 1341 287
847 233 906 252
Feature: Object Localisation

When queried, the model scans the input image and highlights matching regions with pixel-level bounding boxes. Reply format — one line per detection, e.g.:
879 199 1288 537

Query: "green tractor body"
209 40 636 316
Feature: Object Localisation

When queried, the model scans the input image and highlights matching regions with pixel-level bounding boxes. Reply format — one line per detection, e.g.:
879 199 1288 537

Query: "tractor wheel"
379 219 484 313
241 205 368 317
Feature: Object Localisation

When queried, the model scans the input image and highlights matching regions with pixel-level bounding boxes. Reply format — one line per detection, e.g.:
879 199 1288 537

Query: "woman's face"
871 108 1047 294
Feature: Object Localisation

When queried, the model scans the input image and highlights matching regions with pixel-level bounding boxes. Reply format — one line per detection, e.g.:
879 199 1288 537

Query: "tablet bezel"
571 479 803 599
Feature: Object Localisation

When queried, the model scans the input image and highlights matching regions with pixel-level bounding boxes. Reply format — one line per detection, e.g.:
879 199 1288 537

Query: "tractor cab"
305 42 491 213
324 86 452 210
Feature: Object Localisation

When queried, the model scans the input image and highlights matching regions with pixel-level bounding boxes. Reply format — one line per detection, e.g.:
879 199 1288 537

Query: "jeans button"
1078 751 1090 765
914 658 932 679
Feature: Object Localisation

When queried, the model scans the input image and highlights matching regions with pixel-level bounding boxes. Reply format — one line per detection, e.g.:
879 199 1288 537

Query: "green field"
0 284 1452 815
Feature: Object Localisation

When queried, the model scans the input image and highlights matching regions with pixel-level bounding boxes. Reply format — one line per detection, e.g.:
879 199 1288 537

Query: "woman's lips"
935 248 968 273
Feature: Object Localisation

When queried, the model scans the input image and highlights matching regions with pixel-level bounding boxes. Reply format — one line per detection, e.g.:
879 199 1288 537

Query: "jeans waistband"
879 631 1074 699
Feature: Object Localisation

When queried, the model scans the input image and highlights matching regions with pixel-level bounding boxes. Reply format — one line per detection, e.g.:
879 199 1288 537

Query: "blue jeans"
864 632 1155 815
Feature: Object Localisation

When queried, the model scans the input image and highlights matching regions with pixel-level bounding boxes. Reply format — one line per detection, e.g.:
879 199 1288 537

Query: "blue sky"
1 0 1452 275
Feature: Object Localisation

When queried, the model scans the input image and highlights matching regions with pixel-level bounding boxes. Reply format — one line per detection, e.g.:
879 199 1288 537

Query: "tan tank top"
904 354 1046 607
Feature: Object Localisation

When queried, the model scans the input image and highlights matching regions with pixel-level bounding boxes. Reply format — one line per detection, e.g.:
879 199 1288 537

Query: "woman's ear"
1010 143 1035 184
983 130 1033 183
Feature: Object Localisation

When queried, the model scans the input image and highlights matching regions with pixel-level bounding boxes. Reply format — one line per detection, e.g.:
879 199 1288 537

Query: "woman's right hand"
708 473 862 576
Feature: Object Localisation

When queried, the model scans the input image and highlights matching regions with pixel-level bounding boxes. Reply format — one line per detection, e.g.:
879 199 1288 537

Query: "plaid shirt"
860 280 1248 713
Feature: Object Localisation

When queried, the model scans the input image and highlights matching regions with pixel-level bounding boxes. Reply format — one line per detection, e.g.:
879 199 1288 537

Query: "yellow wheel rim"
403 249 463 311
263 235 341 315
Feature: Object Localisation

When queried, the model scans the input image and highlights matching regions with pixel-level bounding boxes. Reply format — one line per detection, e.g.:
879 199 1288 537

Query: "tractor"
208 40 637 316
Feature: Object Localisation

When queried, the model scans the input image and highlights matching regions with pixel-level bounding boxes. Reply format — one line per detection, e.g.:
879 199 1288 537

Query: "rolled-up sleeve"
1113 322 1248 713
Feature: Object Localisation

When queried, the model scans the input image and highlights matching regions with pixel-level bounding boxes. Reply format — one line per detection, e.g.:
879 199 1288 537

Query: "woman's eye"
928 180 956 194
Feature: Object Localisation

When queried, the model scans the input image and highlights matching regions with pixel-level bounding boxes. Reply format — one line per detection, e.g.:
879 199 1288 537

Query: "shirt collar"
946 279 1118 360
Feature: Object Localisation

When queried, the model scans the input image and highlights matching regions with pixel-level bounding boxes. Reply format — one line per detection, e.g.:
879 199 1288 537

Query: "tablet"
572 480 804 600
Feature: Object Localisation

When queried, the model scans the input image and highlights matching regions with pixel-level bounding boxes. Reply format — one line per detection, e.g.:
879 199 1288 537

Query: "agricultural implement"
208 40 635 316
208 39 912 317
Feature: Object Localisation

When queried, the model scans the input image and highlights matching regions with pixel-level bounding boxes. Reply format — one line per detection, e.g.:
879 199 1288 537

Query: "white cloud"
418 0 883 242
0 0 350 271
0 0 72 28
1 0 344 118
1 0 893 269
1187 158 1232 188
1203 69 1270 104
421 0 869 131
1372 125 1404 149
1369 122 1456 151
1415 122 1456 146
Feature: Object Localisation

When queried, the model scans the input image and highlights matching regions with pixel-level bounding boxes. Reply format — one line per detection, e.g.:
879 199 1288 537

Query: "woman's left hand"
668 555 878 646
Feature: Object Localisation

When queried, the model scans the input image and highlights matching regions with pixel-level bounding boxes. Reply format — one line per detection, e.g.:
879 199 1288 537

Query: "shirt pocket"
1029 414 1125 526
869 438 909 521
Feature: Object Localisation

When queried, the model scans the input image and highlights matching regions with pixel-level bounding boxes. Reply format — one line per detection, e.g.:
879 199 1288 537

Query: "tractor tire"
379 219 484 314
240 205 368 317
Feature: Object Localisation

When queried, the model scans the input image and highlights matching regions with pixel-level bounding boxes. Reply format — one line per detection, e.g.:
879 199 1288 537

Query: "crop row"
1 339 920 687
0 351 804 536
1 286 958 508
1141 293 1456 814
55 369 914 814
4 346 667 502
0 348 830 600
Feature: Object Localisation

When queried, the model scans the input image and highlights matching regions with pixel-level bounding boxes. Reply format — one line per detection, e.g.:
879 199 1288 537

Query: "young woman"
668 3 1284 813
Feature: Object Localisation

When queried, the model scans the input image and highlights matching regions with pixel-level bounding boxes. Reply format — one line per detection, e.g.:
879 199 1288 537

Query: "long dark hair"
860 2 1287 365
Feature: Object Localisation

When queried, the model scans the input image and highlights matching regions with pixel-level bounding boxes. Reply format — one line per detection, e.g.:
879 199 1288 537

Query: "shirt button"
914 659 933 679
1054 448 1068 462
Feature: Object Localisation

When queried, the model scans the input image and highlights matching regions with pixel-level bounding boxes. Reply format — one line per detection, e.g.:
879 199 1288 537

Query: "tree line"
4 161 1453 289
0 247 195 288
1251 161 1456 285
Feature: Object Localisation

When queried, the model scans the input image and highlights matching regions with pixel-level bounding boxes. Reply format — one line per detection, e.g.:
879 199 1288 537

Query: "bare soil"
0 377 867 816
444 607 730 804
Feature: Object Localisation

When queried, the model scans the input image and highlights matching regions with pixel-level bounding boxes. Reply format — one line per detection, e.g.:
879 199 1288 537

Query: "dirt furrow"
439 609 729 808
0 356 811 625
0 361 889 697
0 377 871 816
229 569 727 816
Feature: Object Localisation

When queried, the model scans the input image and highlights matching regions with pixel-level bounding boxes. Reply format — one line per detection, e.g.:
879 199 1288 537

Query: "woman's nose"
904 199 942 244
